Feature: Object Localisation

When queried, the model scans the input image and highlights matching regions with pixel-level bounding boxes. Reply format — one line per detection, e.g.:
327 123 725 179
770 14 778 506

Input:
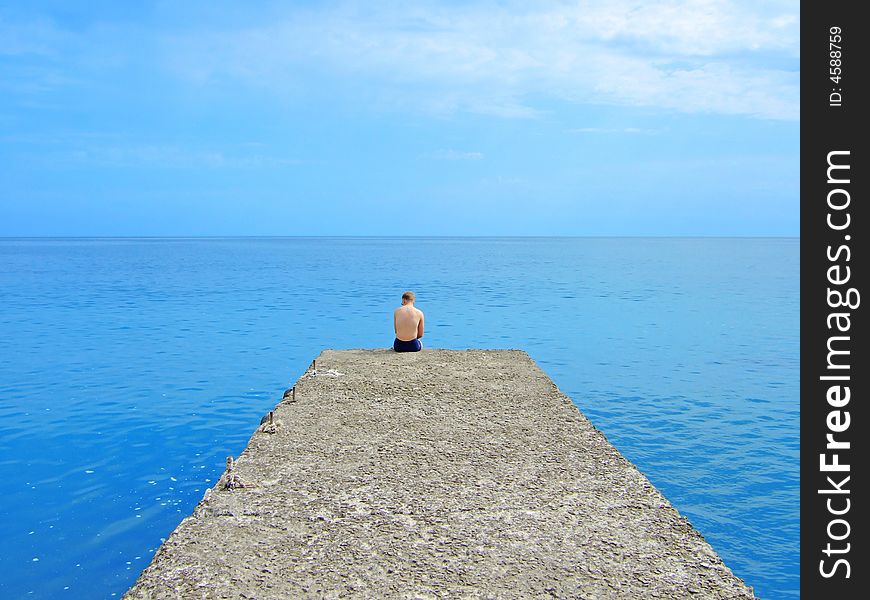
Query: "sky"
0 0 799 236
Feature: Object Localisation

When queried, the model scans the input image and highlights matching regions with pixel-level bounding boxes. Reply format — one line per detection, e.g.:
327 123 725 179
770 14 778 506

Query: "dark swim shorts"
393 338 422 352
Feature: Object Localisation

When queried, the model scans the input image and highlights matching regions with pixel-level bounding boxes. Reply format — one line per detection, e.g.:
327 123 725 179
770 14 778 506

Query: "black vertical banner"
802 2 867 598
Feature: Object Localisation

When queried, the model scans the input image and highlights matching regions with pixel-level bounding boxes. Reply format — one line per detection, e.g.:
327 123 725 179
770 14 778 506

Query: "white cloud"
426 149 484 160
3 1 800 120
5 133 304 169
66 144 305 169
161 1 798 119
568 127 662 134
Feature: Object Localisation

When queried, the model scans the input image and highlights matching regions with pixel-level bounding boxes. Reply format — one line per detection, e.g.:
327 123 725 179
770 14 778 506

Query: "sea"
0 237 799 599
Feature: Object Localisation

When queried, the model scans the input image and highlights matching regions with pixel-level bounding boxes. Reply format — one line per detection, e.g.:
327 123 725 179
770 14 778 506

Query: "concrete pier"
124 349 755 599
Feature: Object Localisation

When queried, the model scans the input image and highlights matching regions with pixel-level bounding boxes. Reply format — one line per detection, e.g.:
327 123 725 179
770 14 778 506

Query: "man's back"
394 305 424 342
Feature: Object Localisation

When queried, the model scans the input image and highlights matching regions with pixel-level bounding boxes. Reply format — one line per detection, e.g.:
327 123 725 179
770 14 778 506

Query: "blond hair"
401 291 416 302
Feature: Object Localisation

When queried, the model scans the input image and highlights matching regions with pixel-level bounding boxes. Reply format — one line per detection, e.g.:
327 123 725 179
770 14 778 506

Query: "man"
393 291 424 352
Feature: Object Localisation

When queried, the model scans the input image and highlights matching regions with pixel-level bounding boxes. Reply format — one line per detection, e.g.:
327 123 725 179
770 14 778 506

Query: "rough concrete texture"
124 349 755 599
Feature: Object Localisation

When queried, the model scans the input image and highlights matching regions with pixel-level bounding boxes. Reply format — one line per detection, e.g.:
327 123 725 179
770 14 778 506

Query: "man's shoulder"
415 307 424 317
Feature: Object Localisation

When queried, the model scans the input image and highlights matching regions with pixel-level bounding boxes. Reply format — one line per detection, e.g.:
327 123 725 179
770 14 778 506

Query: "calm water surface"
0 238 799 598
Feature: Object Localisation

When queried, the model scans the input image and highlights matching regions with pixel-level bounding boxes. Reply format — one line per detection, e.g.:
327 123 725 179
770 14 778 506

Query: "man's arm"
416 311 424 339
394 310 398 336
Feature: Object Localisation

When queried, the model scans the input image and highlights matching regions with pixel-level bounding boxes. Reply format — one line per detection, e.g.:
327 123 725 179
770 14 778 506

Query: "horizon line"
0 234 800 240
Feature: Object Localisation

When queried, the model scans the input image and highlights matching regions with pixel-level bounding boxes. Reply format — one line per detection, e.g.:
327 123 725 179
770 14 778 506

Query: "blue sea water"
0 237 799 599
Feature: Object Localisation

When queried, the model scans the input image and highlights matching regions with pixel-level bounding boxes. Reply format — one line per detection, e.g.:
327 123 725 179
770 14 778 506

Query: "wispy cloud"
426 149 484 160
64 144 305 169
0 16 69 56
1 132 304 169
568 127 662 134
161 0 799 120
1 1 799 120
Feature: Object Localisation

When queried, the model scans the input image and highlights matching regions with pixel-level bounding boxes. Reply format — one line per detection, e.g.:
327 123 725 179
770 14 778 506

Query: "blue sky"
0 0 799 236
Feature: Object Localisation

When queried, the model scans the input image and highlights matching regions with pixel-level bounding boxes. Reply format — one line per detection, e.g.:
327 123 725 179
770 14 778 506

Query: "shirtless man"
393 291 424 352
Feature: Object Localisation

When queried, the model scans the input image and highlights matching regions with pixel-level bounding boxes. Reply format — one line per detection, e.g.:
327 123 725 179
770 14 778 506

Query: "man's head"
401 291 416 305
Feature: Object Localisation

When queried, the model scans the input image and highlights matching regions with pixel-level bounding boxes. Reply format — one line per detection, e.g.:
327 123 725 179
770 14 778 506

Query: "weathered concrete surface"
125 349 755 599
